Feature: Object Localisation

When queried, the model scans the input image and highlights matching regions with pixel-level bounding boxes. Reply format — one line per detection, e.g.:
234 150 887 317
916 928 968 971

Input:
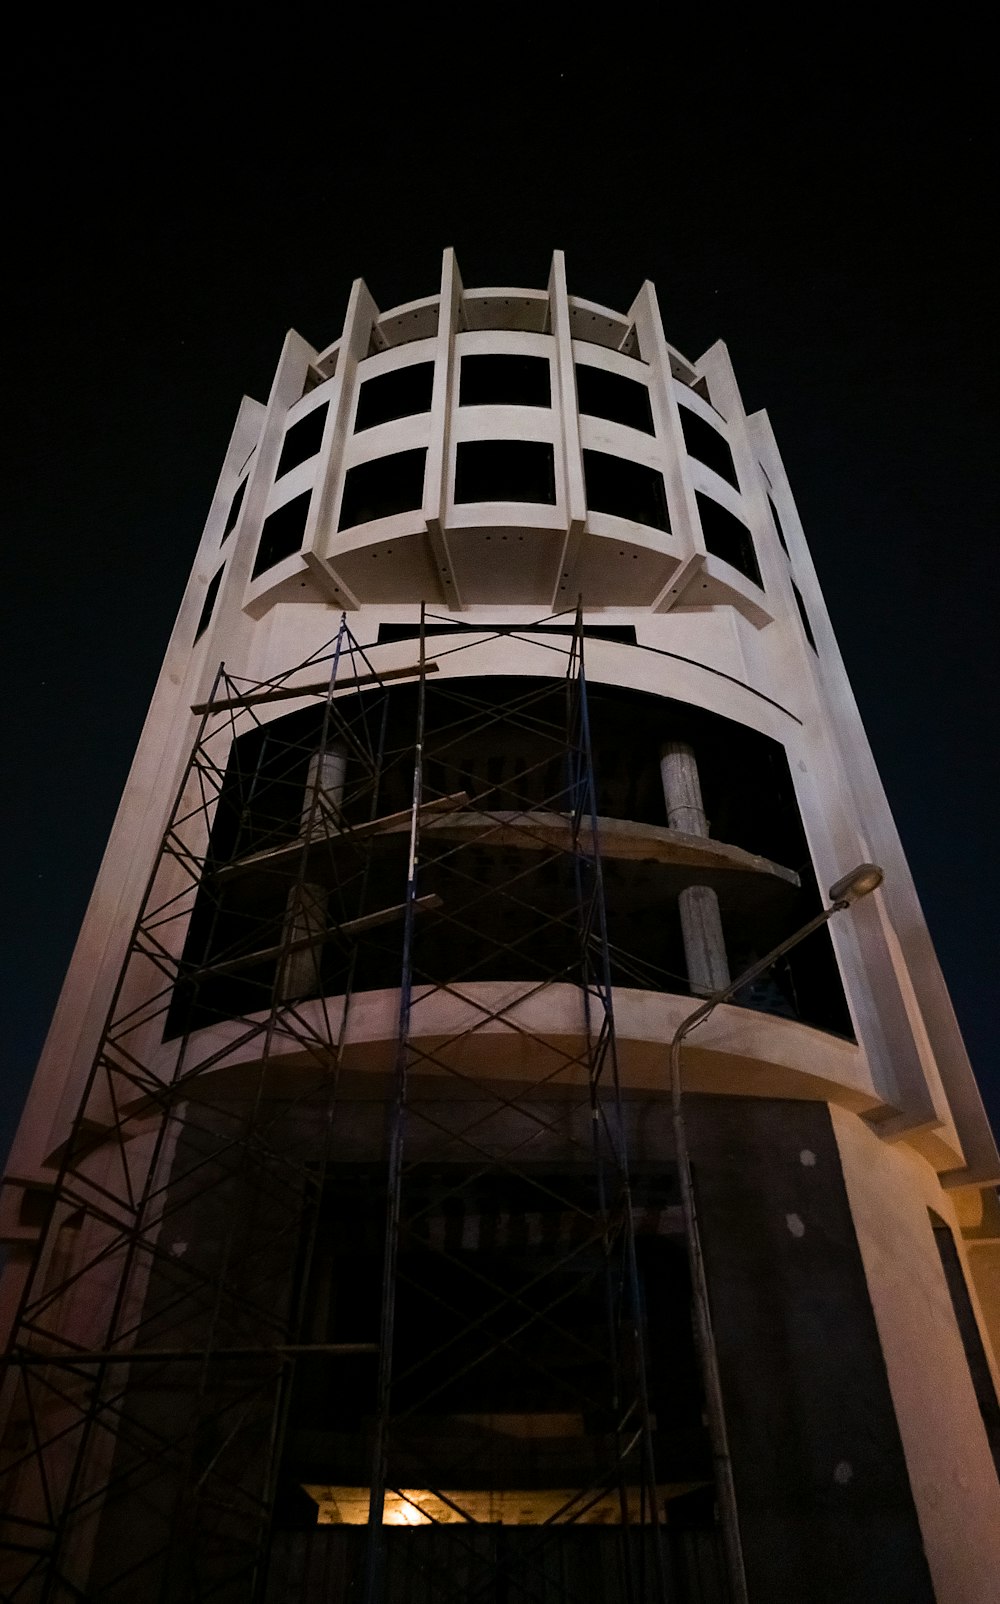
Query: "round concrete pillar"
660 742 730 997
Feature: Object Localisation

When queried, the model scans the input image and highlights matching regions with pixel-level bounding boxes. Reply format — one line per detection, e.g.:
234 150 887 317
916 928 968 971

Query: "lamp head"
828 863 884 907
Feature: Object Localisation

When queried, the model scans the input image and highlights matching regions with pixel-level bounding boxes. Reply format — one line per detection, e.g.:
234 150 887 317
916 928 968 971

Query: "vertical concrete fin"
548 249 587 610
301 278 380 609
630 281 704 613
422 247 463 609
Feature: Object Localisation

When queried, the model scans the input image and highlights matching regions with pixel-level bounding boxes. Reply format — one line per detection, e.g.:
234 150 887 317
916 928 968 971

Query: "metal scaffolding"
1 609 720 1603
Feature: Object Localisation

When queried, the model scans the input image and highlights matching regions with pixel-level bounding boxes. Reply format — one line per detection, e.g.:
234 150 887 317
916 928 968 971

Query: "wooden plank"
215 792 469 882
421 810 800 884
192 659 438 716
194 893 442 978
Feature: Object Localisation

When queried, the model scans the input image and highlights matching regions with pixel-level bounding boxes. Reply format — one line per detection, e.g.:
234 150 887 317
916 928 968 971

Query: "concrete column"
423 247 464 606
660 742 730 997
280 745 347 1001
302 746 348 833
548 249 587 609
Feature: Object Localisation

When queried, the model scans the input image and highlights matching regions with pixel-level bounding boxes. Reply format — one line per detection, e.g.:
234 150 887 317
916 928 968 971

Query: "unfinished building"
2 251 998 1604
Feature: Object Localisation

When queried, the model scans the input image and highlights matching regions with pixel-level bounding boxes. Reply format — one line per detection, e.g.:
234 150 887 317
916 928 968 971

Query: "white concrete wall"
3 254 996 1432
832 1106 1000 1604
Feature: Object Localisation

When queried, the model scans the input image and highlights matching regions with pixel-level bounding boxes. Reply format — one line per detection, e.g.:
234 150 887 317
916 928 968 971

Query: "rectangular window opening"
695 492 762 587
376 622 638 646
930 1214 1000 1478
791 578 817 651
253 491 311 578
576 364 654 435
454 440 556 505
354 363 435 433
276 404 329 480
679 407 739 490
222 475 247 543
767 492 790 555
459 354 551 409
338 449 427 531
195 566 224 642
583 449 669 533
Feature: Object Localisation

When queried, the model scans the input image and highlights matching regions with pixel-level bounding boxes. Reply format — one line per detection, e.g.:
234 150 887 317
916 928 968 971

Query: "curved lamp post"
669 864 884 1604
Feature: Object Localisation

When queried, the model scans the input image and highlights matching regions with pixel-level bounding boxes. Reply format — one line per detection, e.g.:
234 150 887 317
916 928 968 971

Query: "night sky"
3 28 997 1164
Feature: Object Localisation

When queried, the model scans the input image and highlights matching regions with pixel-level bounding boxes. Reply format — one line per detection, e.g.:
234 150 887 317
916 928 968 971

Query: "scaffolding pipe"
669 879 883 1604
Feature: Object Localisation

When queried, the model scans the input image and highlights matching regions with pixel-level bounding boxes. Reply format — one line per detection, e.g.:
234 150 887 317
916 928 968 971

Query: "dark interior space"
576 363 655 435
454 439 557 504
354 363 436 433
194 565 223 642
167 674 851 1039
252 490 312 576
583 450 670 532
221 473 247 542
276 403 329 479
694 493 762 587
338 449 428 531
460 353 552 408
275 1163 711 1538
930 1213 1000 1478
678 408 739 490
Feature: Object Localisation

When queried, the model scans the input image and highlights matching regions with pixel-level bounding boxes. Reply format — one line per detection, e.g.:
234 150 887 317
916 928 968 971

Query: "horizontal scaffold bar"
194 893 442 977
191 659 438 715
5 1342 379 1366
216 792 470 882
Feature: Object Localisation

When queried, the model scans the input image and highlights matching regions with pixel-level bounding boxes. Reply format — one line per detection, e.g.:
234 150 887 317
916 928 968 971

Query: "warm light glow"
303 1482 705 1525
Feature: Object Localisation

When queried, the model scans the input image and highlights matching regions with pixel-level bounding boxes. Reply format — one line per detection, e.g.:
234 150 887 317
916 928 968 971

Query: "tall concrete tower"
2 252 998 1604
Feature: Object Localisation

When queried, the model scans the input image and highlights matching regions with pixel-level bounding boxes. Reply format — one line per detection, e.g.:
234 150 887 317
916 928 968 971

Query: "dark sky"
3 27 997 1162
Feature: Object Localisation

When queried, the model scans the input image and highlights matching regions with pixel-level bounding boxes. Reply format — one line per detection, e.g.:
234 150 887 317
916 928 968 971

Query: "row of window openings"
257 358 740 494
216 461 805 654
223 366 736 557
249 445 762 588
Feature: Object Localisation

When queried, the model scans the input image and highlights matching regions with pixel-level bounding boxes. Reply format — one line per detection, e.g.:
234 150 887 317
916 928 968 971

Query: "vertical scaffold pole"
571 606 671 1604
362 604 427 1602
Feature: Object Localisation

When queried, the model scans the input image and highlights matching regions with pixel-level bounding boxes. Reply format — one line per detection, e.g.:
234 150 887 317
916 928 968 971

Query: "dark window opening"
931 1216 1000 1479
679 407 739 490
276 405 329 480
354 363 435 432
459 353 551 408
791 578 817 651
266 1159 725 1588
696 492 762 587
274 1167 712 1526
454 440 556 505
167 678 851 1042
222 476 246 543
338 449 427 531
583 449 669 532
194 567 223 642
768 492 790 555
253 492 311 578
576 364 654 435
377 622 638 646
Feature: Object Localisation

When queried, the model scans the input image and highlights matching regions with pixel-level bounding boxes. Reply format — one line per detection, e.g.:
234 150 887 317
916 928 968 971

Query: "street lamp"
669 864 884 1604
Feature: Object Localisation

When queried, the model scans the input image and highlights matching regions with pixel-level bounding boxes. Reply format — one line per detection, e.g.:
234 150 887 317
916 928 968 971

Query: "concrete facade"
2 251 998 1602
